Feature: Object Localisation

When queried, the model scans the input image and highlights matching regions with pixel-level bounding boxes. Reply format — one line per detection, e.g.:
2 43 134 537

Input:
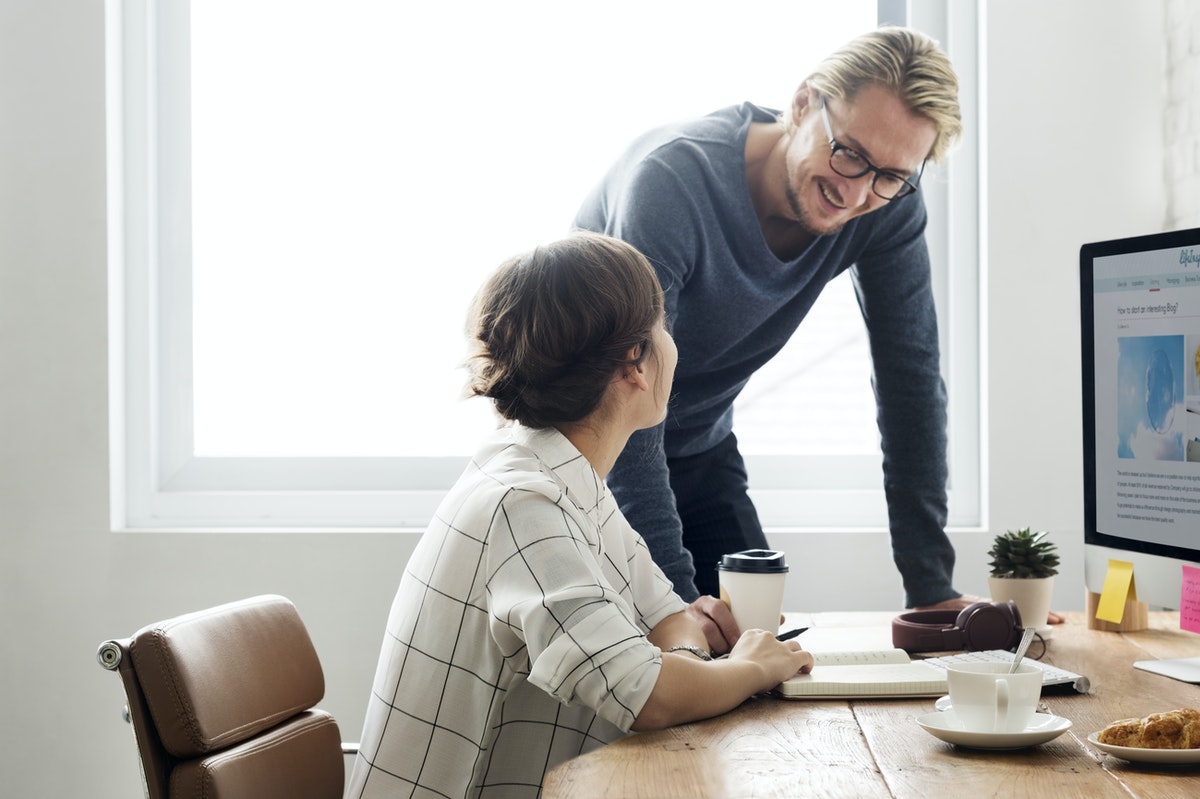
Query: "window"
108 0 979 530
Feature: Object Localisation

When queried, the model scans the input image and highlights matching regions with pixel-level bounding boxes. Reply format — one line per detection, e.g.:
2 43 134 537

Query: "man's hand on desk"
915 593 1065 624
685 595 743 655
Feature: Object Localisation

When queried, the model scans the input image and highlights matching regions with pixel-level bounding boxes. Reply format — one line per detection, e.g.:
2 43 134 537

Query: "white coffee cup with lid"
717 549 788 634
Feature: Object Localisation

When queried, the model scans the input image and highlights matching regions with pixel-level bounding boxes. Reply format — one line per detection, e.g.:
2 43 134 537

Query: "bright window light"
189 0 876 458
110 0 978 529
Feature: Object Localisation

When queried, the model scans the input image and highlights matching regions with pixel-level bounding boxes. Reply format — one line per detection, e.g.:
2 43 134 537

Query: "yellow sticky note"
1096 559 1138 623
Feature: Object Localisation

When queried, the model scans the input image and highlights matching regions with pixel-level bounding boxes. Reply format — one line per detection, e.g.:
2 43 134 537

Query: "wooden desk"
544 612 1200 799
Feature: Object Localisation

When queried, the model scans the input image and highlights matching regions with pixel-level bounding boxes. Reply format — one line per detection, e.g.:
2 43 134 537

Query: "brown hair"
465 231 664 429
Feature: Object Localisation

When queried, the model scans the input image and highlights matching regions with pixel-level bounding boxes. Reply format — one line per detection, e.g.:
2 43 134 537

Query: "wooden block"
1086 590 1149 631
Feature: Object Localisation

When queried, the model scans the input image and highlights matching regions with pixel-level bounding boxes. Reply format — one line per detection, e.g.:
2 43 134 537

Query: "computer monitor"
1081 227 1200 680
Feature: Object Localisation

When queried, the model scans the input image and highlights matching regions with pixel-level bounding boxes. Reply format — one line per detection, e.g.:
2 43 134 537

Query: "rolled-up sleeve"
527 599 663 731
486 483 671 731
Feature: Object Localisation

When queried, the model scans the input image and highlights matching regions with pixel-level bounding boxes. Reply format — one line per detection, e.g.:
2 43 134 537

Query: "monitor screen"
1081 227 1200 612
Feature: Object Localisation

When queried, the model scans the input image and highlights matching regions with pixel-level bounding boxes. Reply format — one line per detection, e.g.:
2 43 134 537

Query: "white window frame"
107 0 980 531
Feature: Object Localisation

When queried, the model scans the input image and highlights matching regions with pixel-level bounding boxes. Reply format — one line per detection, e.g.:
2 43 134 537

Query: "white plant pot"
988 575 1055 631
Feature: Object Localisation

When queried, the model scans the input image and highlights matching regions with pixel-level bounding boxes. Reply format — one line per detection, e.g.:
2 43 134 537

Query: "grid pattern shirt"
346 424 687 799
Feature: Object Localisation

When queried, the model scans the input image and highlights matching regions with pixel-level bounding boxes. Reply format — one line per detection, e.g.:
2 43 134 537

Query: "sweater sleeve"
851 191 957 608
608 424 699 601
574 156 705 601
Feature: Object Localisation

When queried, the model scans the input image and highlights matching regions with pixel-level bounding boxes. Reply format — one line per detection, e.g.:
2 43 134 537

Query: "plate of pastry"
1089 708 1200 764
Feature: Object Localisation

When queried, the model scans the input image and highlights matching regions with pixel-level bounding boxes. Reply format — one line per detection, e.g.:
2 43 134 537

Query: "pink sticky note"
1180 565 1200 634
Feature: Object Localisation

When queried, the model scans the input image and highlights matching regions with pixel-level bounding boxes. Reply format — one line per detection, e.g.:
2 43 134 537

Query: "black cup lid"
717 549 788 573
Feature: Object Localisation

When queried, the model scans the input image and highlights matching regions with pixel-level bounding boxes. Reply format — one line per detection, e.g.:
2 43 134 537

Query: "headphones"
891 600 1024 653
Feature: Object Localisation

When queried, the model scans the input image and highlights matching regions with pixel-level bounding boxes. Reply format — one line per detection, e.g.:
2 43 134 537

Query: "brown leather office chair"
97 594 351 799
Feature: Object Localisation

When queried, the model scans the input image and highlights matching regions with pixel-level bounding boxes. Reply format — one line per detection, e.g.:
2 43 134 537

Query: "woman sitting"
347 232 812 799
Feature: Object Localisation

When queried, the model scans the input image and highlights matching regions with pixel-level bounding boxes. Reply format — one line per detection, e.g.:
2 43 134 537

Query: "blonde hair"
792 26 962 163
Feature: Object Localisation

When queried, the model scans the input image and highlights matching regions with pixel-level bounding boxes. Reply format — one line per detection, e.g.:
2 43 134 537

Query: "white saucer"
917 711 1072 750
1087 732 1200 764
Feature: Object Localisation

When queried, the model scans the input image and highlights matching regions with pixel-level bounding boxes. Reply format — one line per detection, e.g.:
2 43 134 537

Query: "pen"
776 627 808 642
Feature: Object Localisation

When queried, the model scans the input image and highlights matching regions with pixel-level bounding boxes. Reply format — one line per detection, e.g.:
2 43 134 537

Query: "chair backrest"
97 594 345 799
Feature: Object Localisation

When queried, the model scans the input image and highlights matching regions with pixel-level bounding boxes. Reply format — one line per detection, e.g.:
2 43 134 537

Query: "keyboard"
919 649 1091 693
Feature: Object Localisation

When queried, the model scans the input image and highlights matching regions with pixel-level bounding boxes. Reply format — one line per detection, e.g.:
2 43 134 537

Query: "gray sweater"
573 102 956 607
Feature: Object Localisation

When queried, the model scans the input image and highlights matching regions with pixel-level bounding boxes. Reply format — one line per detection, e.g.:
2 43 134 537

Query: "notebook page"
812 649 913 666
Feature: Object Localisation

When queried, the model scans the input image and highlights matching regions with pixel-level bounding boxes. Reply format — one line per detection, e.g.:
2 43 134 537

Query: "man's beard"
785 179 849 239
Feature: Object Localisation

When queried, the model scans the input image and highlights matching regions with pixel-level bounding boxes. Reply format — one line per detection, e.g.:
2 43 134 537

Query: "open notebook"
778 648 1090 699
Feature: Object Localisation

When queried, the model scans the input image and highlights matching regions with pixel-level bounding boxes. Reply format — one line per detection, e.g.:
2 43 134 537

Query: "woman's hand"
727 628 814 690
634 628 814 731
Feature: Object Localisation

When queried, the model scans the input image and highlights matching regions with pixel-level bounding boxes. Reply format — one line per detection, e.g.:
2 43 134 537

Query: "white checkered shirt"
347 424 687 798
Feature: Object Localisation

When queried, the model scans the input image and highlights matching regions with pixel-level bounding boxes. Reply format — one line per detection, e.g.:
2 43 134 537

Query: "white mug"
946 662 1041 733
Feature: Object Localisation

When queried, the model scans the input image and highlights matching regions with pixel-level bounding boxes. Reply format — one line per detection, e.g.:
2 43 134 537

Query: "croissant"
1097 708 1200 749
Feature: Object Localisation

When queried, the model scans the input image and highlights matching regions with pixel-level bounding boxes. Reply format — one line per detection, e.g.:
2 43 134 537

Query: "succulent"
988 528 1059 579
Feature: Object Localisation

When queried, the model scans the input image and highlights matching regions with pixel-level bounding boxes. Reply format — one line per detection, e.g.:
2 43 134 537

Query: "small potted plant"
987 528 1059 631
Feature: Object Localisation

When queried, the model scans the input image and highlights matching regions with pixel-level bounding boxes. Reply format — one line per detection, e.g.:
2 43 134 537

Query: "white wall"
1166 0 1200 228
984 0 1167 609
0 1 1172 795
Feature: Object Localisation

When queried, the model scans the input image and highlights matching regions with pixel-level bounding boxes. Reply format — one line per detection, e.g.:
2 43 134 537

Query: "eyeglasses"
818 97 924 201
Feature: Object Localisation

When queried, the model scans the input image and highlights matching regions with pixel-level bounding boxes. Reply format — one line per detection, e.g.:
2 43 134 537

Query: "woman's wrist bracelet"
667 644 713 661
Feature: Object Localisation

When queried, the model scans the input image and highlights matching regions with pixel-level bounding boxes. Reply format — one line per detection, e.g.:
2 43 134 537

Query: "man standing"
574 26 973 630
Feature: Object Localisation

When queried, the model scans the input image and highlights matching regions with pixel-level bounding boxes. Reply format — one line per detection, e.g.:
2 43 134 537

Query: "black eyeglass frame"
818 97 925 201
